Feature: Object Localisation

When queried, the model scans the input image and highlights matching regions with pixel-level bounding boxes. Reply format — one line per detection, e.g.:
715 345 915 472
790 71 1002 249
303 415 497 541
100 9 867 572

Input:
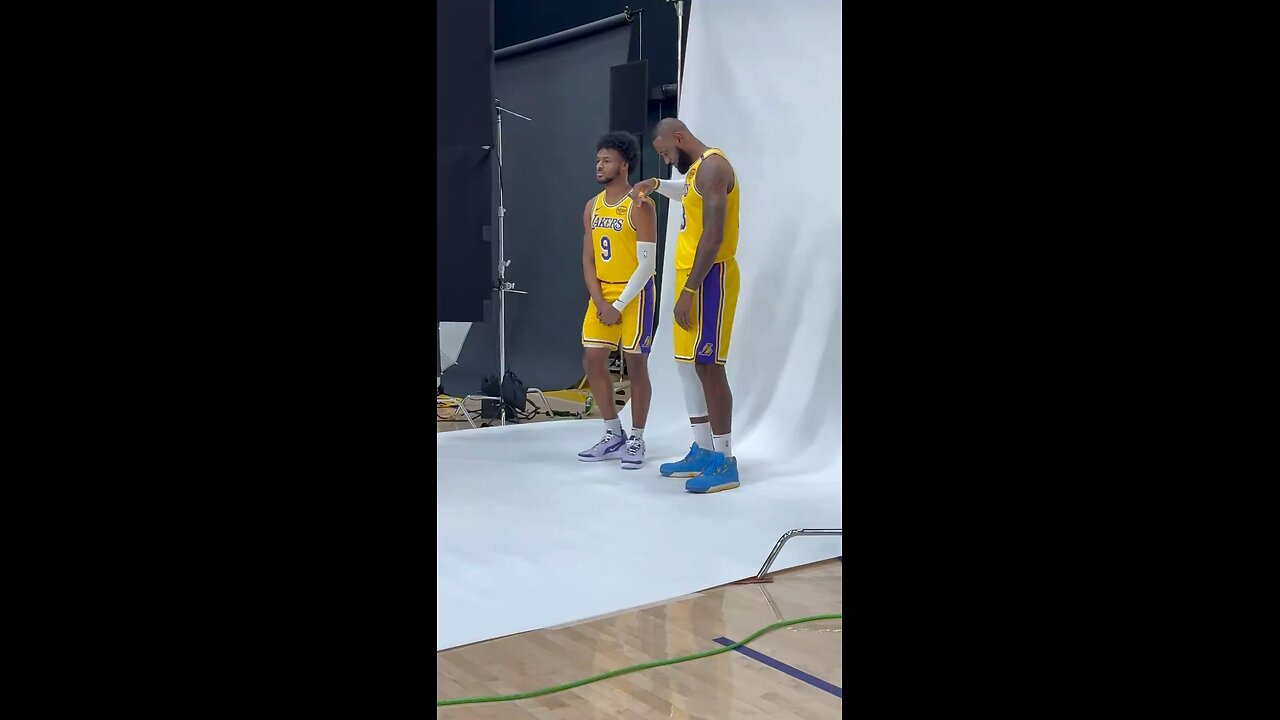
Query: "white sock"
631 427 645 439
713 433 732 458
605 418 622 435
692 422 713 450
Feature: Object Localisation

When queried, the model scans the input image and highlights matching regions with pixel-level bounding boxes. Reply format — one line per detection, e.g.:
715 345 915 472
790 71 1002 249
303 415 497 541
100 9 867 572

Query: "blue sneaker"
659 443 718 477
685 456 739 493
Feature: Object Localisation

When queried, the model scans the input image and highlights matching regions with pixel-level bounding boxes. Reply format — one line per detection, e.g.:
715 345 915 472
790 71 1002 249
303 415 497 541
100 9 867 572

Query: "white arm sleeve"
654 178 684 200
611 242 657 311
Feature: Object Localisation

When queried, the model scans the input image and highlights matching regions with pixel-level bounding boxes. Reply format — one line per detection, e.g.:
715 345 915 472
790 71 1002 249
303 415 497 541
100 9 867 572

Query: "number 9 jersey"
590 192 640 282
582 191 656 354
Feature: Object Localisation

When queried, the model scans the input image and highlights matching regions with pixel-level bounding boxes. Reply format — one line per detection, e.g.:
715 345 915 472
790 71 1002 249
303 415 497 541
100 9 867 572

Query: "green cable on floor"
437 613 842 707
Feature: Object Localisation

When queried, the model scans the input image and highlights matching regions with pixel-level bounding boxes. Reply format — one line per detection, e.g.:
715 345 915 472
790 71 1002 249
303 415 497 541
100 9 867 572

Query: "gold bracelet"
682 286 697 295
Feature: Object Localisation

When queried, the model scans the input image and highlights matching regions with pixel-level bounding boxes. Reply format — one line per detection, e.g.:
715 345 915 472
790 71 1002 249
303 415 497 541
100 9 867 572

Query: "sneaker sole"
660 470 703 478
687 480 740 493
579 452 624 462
622 461 644 470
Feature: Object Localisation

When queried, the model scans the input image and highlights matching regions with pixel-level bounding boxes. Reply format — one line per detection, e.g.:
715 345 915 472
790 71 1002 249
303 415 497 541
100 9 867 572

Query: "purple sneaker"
578 429 626 462
621 435 646 470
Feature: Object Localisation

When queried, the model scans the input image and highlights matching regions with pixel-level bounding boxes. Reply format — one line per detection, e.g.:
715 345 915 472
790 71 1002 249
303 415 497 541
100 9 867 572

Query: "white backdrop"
436 0 844 651
622 0 844 466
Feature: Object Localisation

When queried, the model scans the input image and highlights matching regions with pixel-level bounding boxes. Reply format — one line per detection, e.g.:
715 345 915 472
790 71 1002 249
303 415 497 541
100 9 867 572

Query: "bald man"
629 118 741 493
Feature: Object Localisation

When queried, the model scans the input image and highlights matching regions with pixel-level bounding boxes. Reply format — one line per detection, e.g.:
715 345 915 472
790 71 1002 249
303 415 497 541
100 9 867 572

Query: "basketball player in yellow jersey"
631 118 741 493
577 132 658 469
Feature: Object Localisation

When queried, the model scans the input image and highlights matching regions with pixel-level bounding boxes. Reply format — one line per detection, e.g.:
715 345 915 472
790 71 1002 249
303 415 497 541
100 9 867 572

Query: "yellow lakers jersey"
675 148 739 271
590 191 641 283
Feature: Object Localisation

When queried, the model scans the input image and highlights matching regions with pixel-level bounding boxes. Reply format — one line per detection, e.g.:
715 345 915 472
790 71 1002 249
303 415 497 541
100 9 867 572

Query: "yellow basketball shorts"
673 258 739 365
581 277 656 354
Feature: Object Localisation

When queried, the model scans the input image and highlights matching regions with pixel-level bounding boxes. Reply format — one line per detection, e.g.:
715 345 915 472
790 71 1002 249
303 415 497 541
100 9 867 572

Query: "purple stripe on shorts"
640 277 655 353
695 263 723 364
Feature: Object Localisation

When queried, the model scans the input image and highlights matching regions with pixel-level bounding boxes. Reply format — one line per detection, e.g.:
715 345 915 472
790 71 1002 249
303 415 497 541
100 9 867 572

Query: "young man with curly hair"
576 132 658 469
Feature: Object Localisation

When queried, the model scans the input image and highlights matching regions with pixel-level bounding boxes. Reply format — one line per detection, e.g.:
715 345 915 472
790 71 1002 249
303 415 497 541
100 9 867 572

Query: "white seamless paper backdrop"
622 0 843 466
436 0 843 651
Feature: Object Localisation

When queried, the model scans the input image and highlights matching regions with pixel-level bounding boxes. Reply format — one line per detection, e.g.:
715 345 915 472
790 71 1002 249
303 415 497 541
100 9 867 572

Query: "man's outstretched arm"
611 199 658 311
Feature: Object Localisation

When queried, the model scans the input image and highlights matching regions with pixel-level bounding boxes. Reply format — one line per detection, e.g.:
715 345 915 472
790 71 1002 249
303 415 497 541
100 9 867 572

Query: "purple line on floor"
712 636 842 698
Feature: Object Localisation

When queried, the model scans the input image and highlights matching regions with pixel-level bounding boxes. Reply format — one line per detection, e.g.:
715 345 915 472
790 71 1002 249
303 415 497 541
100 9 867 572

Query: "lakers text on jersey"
582 191 656 354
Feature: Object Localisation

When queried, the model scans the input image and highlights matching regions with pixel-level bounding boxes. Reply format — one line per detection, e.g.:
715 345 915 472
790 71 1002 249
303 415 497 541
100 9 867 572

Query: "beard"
597 169 619 184
674 147 696 174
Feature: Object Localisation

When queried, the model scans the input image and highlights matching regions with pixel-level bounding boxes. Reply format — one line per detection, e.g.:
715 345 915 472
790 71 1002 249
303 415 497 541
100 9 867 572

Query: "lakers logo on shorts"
644 335 652 347
674 258 737 366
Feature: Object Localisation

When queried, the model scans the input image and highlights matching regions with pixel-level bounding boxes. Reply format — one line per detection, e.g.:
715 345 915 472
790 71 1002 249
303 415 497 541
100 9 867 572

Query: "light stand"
667 0 684 107
458 99 539 427
495 100 533 409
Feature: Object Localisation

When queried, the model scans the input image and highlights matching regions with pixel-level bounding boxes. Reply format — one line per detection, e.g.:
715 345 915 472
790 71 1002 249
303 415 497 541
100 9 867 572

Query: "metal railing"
751 528 842 581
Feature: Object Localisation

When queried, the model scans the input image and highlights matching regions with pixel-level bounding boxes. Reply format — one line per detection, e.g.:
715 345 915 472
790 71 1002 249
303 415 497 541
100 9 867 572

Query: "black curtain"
437 0 495 323
444 24 632 393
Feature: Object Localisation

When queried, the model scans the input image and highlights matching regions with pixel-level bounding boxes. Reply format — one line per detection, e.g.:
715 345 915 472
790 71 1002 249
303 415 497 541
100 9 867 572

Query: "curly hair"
596 131 640 171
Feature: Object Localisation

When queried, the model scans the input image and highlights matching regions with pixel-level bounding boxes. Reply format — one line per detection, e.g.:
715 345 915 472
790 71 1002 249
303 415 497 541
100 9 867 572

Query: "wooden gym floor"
436 558 843 719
